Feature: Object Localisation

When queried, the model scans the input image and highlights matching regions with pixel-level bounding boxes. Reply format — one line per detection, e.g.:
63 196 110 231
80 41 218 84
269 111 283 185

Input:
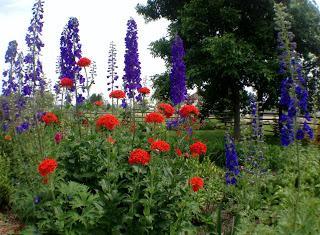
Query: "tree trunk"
257 89 263 109
257 89 264 140
233 87 241 140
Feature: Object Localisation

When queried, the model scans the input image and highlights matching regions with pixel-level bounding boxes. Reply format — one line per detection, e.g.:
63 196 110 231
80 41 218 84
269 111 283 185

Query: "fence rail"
73 110 319 129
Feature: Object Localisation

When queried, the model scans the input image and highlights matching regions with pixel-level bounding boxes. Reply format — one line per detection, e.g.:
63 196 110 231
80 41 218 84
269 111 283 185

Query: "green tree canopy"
137 0 320 138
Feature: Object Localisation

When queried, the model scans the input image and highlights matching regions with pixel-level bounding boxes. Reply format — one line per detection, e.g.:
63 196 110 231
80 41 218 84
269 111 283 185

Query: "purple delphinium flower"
54 57 61 96
186 127 193 136
13 52 27 122
225 134 240 185
2 123 9 132
59 17 85 105
36 111 45 121
14 52 25 95
303 121 314 139
123 18 142 104
107 41 119 92
76 94 85 105
121 99 127 108
166 117 186 130
1 100 10 120
277 29 313 146
295 129 304 140
15 121 30 134
170 35 187 106
166 119 178 129
34 196 41 204
250 98 262 139
89 61 97 86
2 46 26 133
24 0 45 95
280 116 294 146
277 32 288 75
2 40 19 96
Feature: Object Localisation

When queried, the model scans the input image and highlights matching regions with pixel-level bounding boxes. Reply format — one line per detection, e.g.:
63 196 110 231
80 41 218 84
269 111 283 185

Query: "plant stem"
85 67 90 99
50 175 56 200
131 98 136 148
294 142 301 231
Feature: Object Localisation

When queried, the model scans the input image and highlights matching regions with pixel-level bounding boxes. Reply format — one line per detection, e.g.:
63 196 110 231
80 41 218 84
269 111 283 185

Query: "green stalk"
131 97 136 148
50 175 56 200
129 167 140 231
293 142 301 231
84 67 90 99
60 88 64 111
72 41 82 139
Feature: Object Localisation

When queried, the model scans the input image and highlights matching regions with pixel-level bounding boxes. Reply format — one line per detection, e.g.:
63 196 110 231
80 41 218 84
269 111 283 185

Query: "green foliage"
98 157 203 234
225 145 320 234
150 72 170 102
5 105 226 234
16 181 103 234
288 0 320 56
36 181 103 234
136 0 190 21
0 153 11 208
137 0 320 137
88 93 103 103
58 133 111 188
194 130 226 167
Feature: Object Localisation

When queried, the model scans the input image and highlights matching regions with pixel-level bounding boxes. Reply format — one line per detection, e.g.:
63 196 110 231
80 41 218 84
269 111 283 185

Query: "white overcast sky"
0 0 169 97
1 0 320 98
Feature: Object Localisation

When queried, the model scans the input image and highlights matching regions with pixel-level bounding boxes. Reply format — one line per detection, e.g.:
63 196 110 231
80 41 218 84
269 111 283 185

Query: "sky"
1 0 320 99
0 0 169 97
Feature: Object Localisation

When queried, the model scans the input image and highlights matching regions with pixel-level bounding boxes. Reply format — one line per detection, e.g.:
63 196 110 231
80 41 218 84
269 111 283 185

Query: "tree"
89 93 103 103
137 0 320 139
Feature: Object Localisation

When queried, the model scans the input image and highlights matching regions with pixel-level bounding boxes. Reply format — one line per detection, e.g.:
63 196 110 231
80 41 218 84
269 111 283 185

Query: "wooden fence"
75 110 319 132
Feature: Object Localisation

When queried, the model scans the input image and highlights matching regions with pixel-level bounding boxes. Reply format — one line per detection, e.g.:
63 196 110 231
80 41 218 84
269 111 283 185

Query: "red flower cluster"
138 87 150 95
38 158 58 177
41 112 59 125
96 114 120 131
189 141 207 157
189 176 204 192
128 149 151 165
60 77 73 88
4 135 12 141
147 138 155 144
77 57 91 67
94 100 104 106
54 132 63 144
82 118 89 127
158 103 175 118
106 136 116 144
151 140 171 152
175 148 182 156
145 112 165 124
109 90 126 99
179 105 200 118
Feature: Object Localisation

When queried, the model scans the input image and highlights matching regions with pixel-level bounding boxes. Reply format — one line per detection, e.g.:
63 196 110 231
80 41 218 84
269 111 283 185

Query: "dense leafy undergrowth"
1 111 320 234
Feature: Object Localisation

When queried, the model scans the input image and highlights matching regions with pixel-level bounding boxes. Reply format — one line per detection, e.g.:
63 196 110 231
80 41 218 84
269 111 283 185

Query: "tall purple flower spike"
59 17 85 105
225 134 240 185
277 31 313 146
24 0 45 96
123 18 142 105
107 41 119 92
1 42 26 133
2 40 18 96
170 35 187 106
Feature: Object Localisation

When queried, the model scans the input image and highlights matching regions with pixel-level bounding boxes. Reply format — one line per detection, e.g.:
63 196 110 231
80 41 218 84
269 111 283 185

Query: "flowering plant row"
0 83 225 233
